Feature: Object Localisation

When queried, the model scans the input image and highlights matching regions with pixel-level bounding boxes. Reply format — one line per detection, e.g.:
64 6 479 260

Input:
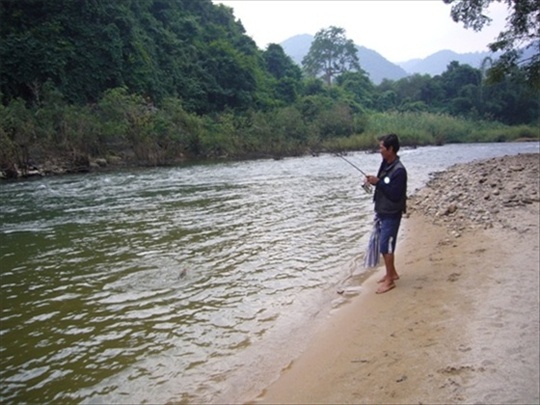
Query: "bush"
2 86 537 175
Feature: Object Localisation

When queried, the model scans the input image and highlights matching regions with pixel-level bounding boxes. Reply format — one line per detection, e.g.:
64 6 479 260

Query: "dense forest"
0 0 538 178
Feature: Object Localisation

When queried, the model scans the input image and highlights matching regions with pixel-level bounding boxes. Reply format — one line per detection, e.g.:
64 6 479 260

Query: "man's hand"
366 175 379 185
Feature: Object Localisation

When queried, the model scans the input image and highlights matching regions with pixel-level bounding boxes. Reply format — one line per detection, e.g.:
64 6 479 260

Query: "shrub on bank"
1 91 538 178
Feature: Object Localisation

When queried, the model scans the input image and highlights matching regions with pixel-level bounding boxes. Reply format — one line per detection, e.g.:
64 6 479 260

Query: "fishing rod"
339 155 368 176
339 155 373 194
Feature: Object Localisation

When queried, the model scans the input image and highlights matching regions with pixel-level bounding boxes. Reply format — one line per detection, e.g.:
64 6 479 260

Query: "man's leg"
377 254 397 293
377 253 400 283
383 253 399 280
376 216 400 293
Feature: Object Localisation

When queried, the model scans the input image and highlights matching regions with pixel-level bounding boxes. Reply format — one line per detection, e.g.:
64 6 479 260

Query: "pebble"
408 153 539 234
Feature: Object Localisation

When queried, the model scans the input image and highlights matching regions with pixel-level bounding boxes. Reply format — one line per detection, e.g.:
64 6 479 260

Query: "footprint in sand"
438 365 485 375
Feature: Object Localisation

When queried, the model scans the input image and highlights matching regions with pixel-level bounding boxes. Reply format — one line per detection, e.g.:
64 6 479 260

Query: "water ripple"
1 143 538 403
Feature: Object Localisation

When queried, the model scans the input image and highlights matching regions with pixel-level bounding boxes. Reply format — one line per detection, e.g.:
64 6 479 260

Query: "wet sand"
251 154 539 404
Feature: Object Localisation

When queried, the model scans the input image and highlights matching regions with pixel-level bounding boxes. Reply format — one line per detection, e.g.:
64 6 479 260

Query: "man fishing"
365 133 407 294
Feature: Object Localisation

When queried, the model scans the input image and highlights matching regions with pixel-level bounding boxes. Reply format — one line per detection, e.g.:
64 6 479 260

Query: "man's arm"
375 168 406 202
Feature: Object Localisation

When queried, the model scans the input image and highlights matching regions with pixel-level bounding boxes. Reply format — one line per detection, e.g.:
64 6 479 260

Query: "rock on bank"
408 153 539 234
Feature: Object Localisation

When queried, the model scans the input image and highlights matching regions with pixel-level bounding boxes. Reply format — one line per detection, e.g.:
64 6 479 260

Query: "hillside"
0 0 264 114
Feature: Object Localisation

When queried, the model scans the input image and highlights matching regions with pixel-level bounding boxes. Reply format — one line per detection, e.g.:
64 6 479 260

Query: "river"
1 142 538 404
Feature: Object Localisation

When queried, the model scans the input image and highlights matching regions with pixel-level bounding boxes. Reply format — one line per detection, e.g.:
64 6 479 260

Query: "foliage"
1 82 537 173
335 71 375 110
374 61 539 125
262 44 303 105
0 3 538 175
443 0 540 88
302 26 360 85
0 0 265 112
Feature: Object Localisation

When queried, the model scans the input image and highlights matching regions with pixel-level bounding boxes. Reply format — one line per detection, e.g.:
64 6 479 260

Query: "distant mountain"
399 44 534 76
398 49 502 76
280 34 533 82
355 45 409 84
280 34 408 84
280 34 313 67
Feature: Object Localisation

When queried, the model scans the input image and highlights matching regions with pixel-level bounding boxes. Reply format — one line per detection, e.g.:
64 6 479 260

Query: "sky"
212 0 510 63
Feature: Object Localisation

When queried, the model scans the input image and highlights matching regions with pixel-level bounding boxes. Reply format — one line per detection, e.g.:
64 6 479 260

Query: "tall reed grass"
360 111 539 146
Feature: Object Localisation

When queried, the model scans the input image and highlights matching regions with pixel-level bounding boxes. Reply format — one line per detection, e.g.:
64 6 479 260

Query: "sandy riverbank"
250 153 539 404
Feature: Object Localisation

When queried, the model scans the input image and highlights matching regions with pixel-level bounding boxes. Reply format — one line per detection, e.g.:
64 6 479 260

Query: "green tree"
201 40 257 112
335 70 375 109
302 26 360 86
443 0 539 88
262 44 303 104
375 60 538 123
439 61 481 99
375 90 398 111
263 44 301 80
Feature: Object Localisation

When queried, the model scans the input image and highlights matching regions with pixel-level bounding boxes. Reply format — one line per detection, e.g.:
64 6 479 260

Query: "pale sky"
212 0 510 62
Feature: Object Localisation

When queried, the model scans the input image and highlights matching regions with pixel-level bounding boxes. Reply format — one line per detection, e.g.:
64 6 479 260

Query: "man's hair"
379 133 400 153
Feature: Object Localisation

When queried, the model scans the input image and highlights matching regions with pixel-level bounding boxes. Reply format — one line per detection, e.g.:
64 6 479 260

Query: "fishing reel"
362 182 373 194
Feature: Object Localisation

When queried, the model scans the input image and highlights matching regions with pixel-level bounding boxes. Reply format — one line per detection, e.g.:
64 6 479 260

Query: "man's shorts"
379 214 402 254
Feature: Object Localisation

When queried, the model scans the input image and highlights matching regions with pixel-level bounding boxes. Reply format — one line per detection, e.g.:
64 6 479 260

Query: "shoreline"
248 153 539 404
2 141 537 181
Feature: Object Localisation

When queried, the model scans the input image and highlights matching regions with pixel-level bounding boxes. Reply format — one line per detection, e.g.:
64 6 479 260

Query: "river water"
1 142 538 404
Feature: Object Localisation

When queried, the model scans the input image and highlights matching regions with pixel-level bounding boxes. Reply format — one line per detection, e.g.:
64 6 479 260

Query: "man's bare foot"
377 275 399 283
376 282 396 294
